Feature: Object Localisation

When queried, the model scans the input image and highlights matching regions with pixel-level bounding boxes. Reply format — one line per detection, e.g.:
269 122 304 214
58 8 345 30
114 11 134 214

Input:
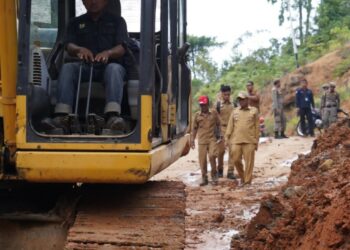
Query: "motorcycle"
296 108 322 137
296 108 349 136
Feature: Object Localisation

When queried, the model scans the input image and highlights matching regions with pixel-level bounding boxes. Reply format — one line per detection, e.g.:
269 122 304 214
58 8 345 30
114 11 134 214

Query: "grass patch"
338 86 350 102
286 116 299 136
263 117 274 136
333 57 350 77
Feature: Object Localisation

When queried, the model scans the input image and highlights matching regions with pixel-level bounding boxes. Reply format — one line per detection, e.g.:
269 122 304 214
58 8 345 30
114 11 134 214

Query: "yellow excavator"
0 0 191 184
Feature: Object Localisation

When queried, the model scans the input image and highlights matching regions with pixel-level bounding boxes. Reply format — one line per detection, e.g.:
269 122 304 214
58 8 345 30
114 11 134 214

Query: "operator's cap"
237 92 248 100
322 83 330 89
198 95 209 105
329 82 336 88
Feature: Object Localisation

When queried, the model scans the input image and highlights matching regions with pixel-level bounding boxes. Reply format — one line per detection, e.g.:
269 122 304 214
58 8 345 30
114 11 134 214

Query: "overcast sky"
187 0 319 65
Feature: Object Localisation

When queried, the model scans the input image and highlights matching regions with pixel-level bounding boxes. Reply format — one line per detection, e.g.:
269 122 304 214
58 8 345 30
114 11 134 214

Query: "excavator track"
0 181 186 250
66 181 186 249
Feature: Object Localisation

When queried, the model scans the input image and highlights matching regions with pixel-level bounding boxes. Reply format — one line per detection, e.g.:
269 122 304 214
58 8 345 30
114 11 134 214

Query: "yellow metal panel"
149 134 190 177
0 0 17 160
15 134 190 184
16 95 153 151
16 151 152 184
169 104 176 125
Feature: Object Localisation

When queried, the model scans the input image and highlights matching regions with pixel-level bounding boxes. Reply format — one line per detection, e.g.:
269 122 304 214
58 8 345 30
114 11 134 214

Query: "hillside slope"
260 45 350 118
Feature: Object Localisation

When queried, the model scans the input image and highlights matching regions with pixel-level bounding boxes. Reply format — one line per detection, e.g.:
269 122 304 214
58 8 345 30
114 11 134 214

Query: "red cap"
198 96 209 105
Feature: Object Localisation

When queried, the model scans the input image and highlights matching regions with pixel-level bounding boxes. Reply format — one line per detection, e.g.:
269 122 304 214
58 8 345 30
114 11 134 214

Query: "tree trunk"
305 0 312 40
298 0 304 45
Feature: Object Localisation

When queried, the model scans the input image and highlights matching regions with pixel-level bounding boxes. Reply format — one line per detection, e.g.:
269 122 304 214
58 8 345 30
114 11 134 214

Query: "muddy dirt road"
152 136 314 250
0 136 314 250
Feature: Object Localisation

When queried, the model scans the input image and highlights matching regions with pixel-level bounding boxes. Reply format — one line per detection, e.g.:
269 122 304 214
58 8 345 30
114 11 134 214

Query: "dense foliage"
189 0 350 107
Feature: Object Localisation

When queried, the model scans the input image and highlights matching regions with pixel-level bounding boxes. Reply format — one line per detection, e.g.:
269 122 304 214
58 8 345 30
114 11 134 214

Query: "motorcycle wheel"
296 121 307 137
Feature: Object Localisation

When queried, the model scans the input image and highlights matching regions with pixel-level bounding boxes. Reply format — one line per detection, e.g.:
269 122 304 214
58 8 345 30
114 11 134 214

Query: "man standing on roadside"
225 92 260 185
272 79 288 139
246 81 260 111
321 82 340 128
191 96 221 186
215 85 235 179
296 79 315 137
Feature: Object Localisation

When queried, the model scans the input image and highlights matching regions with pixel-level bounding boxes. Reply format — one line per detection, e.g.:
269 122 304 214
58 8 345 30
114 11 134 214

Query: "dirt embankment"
232 119 350 250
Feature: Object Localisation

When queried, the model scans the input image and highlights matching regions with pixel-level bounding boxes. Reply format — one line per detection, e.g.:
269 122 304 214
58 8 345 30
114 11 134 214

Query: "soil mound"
232 119 350 250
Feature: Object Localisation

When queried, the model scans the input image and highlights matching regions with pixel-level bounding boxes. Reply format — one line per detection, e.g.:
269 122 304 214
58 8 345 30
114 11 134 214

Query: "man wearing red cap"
191 96 221 186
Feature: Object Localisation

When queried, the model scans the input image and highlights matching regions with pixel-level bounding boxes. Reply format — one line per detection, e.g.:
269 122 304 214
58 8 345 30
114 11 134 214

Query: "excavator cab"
0 0 191 183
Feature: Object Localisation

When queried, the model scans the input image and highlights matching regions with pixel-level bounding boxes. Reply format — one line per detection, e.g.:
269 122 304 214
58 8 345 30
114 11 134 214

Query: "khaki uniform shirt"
321 92 340 109
225 106 260 145
192 110 220 145
215 101 234 135
248 90 260 111
272 87 283 111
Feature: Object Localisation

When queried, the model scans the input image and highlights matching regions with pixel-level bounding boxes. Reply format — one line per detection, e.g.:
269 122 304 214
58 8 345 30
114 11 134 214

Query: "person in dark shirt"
53 0 128 131
295 79 315 136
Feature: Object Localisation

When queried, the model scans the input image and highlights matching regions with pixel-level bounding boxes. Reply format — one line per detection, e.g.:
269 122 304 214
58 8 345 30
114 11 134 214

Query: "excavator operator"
46 0 129 133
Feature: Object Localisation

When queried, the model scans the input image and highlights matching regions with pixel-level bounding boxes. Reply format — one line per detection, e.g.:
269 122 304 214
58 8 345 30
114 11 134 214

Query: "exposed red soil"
232 119 350 250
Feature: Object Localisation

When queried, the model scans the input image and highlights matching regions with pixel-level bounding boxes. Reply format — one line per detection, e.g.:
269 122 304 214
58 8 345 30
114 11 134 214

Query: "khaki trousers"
198 141 218 179
230 143 256 184
217 141 234 174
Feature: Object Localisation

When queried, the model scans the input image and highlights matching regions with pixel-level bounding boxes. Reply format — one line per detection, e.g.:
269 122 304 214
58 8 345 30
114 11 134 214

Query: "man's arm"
215 111 222 140
320 94 326 110
310 91 315 109
66 43 94 62
225 111 234 145
336 93 340 109
95 45 126 63
190 114 198 149
95 17 129 63
295 90 300 109
255 111 260 146
248 92 260 102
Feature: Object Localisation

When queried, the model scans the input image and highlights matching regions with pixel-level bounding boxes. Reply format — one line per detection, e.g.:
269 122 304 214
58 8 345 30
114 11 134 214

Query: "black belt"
222 125 227 127
326 105 337 108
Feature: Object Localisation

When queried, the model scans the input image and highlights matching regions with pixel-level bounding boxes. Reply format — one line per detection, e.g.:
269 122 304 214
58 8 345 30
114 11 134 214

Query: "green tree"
187 35 224 81
267 0 314 45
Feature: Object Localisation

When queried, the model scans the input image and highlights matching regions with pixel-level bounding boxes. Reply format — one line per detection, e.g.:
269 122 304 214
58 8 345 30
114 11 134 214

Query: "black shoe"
275 132 282 139
281 132 289 139
227 173 236 180
41 115 70 134
106 115 126 131
200 178 208 186
217 170 223 178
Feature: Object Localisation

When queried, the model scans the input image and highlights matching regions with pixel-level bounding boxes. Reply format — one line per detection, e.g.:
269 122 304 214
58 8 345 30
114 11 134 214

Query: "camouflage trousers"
322 107 337 128
274 109 286 133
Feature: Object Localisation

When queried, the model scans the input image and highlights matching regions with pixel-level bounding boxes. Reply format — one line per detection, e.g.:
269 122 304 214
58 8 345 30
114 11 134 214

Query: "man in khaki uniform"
225 92 260 185
272 79 288 139
191 96 221 186
321 82 340 128
215 85 235 179
246 81 260 111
